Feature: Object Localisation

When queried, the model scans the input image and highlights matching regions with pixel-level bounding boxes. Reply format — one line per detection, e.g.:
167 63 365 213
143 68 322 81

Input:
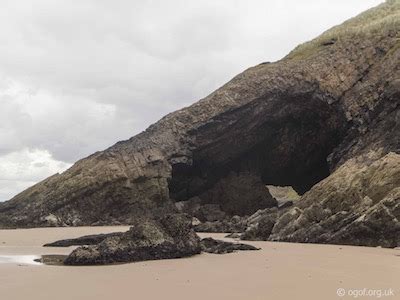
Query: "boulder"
64 214 201 265
241 208 281 241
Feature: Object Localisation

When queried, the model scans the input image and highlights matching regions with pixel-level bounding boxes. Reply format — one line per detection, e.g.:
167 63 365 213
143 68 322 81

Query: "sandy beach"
0 227 398 300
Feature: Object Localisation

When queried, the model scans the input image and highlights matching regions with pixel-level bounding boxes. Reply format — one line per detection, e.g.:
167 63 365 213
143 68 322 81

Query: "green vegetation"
286 0 400 60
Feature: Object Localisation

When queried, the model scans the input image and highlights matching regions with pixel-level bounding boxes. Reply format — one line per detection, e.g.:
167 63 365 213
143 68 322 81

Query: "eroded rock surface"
241 208 280 241
269 152 400 247
64 214 201 265
194 215 248 233
60 214 259 265
44 232 123 247
200 238 260 254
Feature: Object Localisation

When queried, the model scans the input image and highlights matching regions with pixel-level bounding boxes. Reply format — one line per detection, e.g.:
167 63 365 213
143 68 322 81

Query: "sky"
0 0 384 201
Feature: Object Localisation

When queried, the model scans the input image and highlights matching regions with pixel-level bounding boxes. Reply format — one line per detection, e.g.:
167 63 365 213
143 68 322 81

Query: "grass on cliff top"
286 0 400 60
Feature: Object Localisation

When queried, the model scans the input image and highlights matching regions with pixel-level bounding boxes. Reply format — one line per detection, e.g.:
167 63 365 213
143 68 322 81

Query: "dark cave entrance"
168 92 347 216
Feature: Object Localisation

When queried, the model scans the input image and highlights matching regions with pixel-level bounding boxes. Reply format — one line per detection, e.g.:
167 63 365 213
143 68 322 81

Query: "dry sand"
0 227 398 300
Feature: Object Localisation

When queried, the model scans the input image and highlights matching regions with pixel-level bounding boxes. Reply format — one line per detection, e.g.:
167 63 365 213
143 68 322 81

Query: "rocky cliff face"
0 1 399 247
242 152 400 247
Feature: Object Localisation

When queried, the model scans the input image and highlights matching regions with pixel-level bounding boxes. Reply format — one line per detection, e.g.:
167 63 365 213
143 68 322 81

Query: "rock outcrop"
64 214 201 265
200 238 259 254
194 215 248 233
241 208 281 241
236 152 400 248
269 152 400 247
0 1 399 248
44 232 123 247
56 214 259 265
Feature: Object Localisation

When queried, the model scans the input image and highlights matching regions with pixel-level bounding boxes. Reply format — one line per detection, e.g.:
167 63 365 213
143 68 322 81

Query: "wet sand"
0 227 398 300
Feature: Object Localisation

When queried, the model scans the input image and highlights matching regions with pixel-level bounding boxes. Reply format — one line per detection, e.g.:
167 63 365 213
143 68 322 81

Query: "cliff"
0 1 399 247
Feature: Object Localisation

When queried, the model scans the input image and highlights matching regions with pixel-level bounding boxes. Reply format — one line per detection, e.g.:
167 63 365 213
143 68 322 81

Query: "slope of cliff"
0 0 399 248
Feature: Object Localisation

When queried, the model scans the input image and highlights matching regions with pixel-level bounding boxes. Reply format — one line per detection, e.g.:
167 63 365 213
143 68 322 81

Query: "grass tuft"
286 0 400 60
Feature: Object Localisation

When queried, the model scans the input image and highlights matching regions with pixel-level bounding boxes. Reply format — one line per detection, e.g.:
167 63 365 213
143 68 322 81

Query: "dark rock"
241 208 280 241
194 215 248 233
278 200 294 209
64 214 201 265
194 204 227 222
242 217 276 241
269 153 400 247
175 197 202 217
63 216 260 265
200 238 260 254
196 172 277 216
176 175 276 221
176 198 228 222
321 38 337 46
44 232 123 247
225 232 241 239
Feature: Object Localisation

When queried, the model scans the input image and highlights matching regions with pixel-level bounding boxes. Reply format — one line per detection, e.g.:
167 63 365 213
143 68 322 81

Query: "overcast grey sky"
0 0 383 201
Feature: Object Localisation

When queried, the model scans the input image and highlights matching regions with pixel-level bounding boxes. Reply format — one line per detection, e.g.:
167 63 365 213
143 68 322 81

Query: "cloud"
0 148 71 201
0 0 383 200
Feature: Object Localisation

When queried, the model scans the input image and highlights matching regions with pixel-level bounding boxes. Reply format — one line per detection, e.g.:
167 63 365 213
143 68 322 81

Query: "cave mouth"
168 141 337 217
168 92 347 216
259 138 333 195
168 133 332 204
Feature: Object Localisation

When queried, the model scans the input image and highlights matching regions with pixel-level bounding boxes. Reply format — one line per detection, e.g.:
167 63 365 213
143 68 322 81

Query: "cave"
168 92 347 216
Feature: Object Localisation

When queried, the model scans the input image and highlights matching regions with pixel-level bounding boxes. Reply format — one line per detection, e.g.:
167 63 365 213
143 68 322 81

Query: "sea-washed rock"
240 207 294 241
200 238 260 254
194 215 248 233
35 255 68 266
64 214 201 265
225 232 242 239
61 215 260 265
269 153 400 247
44 232 123 247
